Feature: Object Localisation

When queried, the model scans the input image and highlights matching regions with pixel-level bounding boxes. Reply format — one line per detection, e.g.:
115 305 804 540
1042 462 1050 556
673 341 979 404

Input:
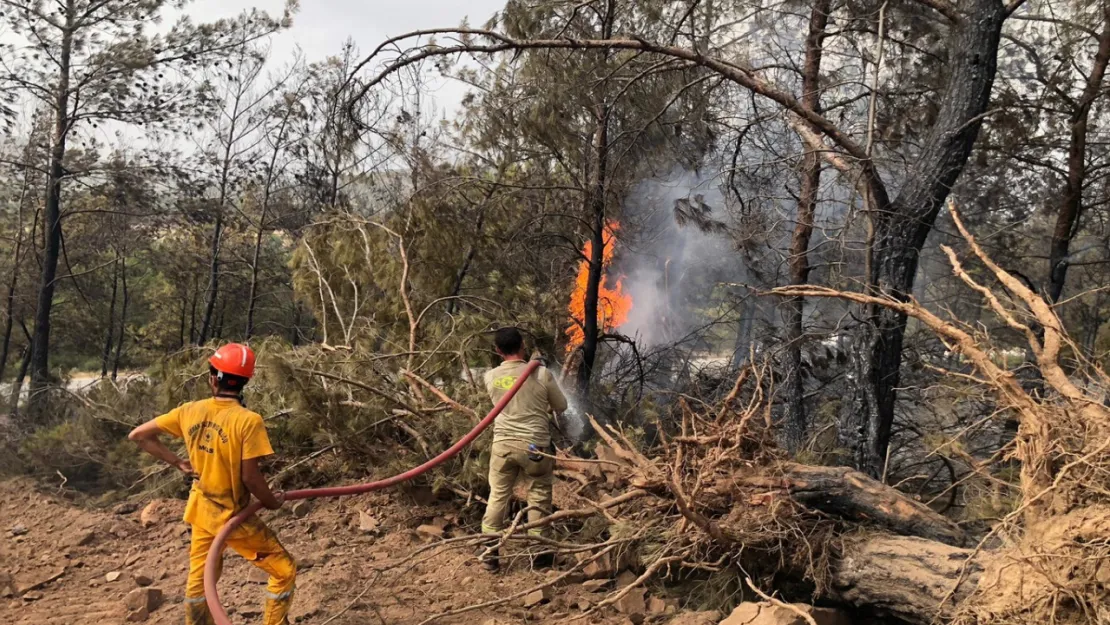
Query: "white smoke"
616 165 743 350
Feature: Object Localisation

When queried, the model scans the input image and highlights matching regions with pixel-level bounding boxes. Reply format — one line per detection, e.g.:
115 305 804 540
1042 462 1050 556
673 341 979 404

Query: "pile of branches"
370 359 971 625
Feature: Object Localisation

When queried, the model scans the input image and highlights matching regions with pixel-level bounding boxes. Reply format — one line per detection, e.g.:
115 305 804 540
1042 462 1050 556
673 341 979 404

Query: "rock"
615 586 646 617
21 591 43 601
357 510 379 534
125 553 142 567
125 587 163 613
72 530 96 547
15 569 65 595
577 599 593 611
106 571 122 582
429 516 449 530
133 573 154 587
649 597 667 614
582 552 617 579
582 579 611 593
0 572 14 598
667 611 720 625
114 502 140 515
9 525 28 536
719 602 851 625
291 500 313 519
522 587 553 608
415 524 444 540
616 571 637 588
125 607 149 622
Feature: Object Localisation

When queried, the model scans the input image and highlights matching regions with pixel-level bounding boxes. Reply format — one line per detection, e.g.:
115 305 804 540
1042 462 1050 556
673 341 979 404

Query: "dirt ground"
0 478 703 625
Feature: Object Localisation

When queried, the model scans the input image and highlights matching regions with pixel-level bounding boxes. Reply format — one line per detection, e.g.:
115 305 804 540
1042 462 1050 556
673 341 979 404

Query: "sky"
186 0 508 118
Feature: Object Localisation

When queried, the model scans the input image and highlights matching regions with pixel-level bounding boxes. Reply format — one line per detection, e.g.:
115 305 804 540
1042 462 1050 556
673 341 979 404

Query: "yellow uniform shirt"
483 361 568 446
155 398 274 535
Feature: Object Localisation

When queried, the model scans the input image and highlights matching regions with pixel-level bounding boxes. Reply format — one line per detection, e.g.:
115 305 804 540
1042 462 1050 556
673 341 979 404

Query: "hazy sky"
188 0 508 117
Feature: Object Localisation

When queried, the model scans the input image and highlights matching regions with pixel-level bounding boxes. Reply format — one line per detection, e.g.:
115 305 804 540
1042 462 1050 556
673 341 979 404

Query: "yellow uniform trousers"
481 440 554 536
184 518 296 625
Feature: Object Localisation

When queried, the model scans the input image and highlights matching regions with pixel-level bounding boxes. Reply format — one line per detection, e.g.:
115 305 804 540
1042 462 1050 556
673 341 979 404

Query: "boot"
478 545 500 572
262 593 294 625
531 551 554 569
185 601 216 625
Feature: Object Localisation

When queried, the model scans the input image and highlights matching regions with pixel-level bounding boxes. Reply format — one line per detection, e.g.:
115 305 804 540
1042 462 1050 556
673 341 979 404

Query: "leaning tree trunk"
844 0 1007 476
28 6 74 407
1047 6 1110 303
783 0 830 452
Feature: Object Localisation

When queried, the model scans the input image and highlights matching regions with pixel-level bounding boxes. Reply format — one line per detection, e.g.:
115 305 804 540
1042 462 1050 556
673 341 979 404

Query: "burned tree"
346 0 1013 473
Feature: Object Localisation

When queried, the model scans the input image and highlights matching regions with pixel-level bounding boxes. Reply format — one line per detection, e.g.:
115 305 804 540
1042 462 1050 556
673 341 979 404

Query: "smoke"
616 165 747 351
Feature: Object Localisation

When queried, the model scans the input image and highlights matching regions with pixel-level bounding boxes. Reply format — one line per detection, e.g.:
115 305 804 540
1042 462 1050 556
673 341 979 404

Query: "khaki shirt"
484 360 568 446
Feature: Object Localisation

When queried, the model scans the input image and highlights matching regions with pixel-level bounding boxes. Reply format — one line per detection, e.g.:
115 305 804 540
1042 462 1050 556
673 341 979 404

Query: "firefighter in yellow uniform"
479 327 568 572
129 343 295 625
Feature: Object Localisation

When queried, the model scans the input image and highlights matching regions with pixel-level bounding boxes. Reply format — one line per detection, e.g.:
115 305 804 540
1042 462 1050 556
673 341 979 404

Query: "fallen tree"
365 201 1108 625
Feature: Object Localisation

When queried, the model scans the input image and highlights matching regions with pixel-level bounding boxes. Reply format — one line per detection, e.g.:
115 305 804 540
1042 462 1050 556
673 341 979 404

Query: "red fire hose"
203 360 541 625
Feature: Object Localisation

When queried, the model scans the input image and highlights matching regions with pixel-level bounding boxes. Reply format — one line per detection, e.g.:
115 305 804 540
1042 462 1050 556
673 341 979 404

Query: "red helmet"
209 343 256 379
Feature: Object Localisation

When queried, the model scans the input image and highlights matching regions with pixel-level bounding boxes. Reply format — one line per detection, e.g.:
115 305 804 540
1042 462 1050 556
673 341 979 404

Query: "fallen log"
735 463 966 546
833 535 980 624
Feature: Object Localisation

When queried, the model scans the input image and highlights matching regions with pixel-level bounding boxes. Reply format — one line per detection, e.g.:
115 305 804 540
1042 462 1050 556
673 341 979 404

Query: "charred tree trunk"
246 196 269 339
245 212 267 340
28 2 75 406
199 83 244 345
111 259 128 380
197 207 224 346
10 343 30 414
246 111 292 339
177 295 187 350
188 275 199 344
100 257 119 378
1047 6 1110 303
844 0 1006 475
576 2 615 397
783 0 830 452
578 111 610 396
0 164 31 382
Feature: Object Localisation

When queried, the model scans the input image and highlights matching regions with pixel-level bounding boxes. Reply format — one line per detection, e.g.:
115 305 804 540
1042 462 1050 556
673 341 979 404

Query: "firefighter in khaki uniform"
479 327 568 572
129 343 296 625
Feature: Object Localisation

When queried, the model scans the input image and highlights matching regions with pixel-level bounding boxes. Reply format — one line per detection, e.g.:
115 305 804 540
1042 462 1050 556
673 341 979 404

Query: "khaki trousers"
481 440 553 535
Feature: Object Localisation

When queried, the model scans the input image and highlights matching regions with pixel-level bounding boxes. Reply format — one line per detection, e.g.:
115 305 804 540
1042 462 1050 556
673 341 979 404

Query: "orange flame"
566 220 633 352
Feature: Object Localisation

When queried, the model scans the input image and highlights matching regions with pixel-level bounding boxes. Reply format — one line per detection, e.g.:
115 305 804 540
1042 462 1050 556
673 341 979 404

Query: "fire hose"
203 359 542 625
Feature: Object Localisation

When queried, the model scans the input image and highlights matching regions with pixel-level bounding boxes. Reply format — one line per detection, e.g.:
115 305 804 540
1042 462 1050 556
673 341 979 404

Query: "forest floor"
0 478 707 625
